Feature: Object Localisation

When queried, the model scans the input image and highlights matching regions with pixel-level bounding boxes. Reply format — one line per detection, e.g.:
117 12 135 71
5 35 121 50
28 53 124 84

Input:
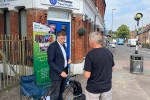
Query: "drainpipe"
94 0 97 31
94 15 96 31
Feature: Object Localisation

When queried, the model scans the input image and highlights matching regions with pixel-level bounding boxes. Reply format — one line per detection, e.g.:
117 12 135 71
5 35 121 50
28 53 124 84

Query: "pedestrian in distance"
47 30 71 100
83 32 115 100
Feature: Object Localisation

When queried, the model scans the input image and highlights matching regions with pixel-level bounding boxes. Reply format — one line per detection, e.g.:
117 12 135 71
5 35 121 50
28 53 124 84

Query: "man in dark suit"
47 30 71 100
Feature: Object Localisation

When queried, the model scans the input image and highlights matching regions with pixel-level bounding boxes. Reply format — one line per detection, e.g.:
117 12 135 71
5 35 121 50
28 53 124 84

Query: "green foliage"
138 27 142 31
116 24 130 39
108 30 112 34
108 30 117 39
142 43 150 48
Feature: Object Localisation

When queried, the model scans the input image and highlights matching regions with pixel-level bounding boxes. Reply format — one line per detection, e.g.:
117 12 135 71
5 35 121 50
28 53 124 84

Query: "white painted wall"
0 64 33 76
96 16 104 31
70 60 85 74
83 0 104 30
83 1 95 22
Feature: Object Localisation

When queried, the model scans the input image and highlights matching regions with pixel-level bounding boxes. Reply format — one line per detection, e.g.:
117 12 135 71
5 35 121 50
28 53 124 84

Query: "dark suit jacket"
47 41 68 81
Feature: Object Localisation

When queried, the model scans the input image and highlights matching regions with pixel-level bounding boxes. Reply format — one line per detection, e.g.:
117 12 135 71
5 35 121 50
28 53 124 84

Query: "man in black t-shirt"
83 32 115 100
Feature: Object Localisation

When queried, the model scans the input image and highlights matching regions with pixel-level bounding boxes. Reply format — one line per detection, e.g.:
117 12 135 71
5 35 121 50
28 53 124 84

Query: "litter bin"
130 54 143 73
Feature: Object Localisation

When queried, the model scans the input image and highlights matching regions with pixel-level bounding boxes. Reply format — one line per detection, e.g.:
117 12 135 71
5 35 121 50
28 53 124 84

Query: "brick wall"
26 9 47 59
139 34 142 42
97 0 106 19
8 11 19 62
10 11 19 36
144 32 147 43
91 0 106 19
0 9 47 62
138 24 150 43
0 13 4 36
146 31 149 42
71 16 97 62
88 21 92 51
0 13 4 46
130 31 136 39
84 19 89 56
71 14 85 63
26 9 47 37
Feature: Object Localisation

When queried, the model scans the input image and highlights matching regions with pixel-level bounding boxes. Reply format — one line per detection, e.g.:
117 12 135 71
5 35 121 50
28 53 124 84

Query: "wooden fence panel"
0 35 33 92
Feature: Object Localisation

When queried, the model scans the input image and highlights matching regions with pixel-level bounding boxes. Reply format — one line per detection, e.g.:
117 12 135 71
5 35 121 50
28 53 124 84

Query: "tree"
108 30 112 35
116 24 130 39
138 27 142 31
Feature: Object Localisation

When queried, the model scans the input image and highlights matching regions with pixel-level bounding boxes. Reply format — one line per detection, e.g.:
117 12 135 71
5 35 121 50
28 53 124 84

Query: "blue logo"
49 0 57 5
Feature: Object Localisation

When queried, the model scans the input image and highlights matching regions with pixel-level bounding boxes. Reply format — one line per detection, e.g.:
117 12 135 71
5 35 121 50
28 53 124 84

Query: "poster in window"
49 24 56 35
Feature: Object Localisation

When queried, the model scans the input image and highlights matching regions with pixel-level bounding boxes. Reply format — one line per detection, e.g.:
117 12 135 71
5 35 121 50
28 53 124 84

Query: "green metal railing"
0 35 33 92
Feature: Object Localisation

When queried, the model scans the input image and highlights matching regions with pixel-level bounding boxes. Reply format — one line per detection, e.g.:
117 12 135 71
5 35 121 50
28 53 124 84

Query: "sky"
104 0 150 31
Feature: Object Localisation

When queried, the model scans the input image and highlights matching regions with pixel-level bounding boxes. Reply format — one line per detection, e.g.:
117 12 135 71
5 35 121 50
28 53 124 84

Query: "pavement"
0 59 150 100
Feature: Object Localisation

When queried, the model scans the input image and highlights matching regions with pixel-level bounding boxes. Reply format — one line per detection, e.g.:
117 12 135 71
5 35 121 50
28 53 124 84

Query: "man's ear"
90 40 94 44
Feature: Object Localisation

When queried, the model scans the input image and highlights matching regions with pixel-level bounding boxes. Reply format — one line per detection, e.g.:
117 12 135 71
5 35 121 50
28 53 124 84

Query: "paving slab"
0 60 150 100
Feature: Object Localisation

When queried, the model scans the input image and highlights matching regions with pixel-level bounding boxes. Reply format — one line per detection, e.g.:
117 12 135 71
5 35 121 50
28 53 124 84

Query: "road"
112 44 150 100
113 44 150 60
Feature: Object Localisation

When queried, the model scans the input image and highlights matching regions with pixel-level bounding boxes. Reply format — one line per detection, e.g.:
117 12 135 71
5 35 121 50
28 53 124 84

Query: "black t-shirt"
84 47 115 93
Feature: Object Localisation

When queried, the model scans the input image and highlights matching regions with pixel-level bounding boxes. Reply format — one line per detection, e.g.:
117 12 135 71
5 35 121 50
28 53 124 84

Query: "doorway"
47 21 71 59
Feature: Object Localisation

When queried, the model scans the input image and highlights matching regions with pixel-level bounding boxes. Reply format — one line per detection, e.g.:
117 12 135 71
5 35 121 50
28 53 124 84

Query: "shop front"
0 0 105 75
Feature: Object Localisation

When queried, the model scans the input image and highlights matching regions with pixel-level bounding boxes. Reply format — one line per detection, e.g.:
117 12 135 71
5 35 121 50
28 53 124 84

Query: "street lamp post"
111 8 116 35
110 8 116 52
141 20 143 28
134 13 143 54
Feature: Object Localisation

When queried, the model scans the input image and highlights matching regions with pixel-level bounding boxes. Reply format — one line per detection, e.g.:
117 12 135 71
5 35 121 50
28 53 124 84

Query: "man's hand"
60 71 68 78
112 67 114 72
68 59 72 64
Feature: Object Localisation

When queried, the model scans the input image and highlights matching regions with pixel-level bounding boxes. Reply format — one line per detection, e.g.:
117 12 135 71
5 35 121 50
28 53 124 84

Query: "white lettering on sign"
33 22 50 32
57 1 73 7
41 0 79 9
0 0 17 7
0 0 17 2
5 0 17 1
0 3 9 6
0 0 32 8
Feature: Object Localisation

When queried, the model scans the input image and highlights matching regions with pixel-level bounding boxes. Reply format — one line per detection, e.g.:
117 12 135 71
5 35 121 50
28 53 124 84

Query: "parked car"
127 39 137 47
117 38 124 45
109 42 116 48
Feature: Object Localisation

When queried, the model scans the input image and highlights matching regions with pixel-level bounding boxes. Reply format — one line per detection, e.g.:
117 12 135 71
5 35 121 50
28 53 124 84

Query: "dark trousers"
50 68 67 100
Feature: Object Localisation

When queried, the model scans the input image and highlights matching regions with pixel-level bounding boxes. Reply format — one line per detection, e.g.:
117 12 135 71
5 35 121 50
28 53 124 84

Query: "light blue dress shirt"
57 41 67 68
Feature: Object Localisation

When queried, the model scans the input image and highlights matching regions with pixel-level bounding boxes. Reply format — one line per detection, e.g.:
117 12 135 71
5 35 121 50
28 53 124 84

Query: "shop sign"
41 0 79 9
0 0 32 8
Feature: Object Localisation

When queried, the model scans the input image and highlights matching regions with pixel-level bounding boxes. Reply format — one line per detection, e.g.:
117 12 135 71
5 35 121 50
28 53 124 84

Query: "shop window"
4 10 10 36
49 24 56 35
62 25 67 33
60 12 69 19
19 8 27 38
48 10 69 19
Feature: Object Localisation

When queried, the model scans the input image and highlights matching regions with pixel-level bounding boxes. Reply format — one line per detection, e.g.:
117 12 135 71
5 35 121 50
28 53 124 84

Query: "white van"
127 39 137 47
